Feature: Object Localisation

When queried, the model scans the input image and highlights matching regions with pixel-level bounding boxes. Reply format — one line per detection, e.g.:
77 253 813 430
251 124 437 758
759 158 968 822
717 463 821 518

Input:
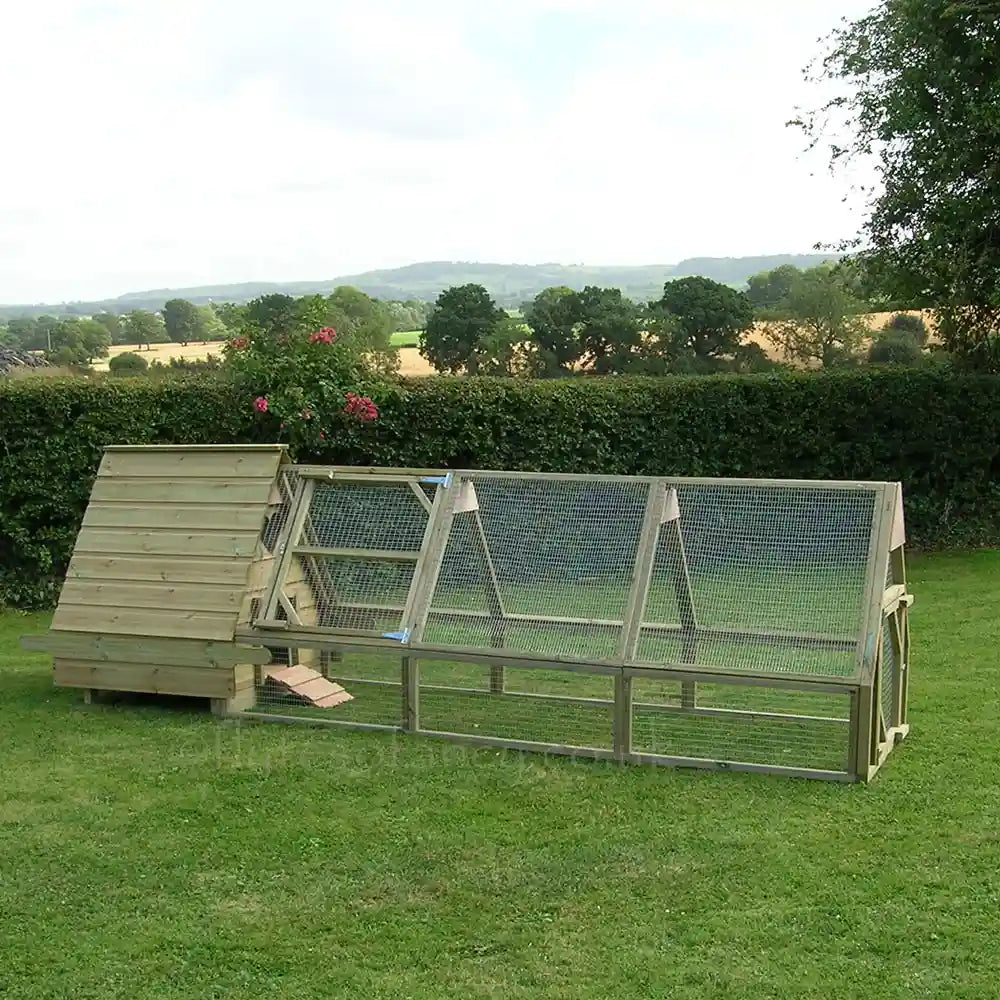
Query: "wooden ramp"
264 665 354 709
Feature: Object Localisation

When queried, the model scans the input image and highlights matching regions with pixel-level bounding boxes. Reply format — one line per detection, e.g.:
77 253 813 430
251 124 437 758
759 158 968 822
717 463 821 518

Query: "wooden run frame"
237 465 913 784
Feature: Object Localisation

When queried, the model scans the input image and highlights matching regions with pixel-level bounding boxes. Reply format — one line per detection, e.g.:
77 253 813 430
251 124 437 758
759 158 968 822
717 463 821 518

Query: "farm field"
2 548 999 999
92 330 434 377
90 313 932 378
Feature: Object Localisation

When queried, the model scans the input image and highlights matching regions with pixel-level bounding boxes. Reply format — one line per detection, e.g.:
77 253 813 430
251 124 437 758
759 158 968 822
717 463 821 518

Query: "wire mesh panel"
237 465 909 782
636 483 879 678
422 475 651 659
286 477 435 636
249 651 404 728
631 675 853 774
416 659 616 751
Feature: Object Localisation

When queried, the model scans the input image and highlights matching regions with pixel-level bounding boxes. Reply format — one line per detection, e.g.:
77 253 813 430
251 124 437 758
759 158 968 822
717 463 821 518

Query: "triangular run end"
453 480 480 514
662 487 681 524
889 483 906 551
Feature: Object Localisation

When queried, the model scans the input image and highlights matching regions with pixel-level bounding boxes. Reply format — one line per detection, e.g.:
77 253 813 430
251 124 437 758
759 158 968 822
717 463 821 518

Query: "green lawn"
2 550 1000 999
391 330 422 348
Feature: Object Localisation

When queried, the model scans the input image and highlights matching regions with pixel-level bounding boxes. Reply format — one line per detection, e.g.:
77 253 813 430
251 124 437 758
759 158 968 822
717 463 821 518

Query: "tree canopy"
421 284 506 375
763 266 870 368
162 298 207 345
795 0 1000 371
658 276 754 366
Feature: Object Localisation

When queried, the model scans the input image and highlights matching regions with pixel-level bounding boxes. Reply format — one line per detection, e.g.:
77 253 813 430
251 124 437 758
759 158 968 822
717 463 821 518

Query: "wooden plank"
857 484 896 684
295 465 895 491
102 444 286 454
409 482 433 514
51 605 238 641
21 631 271 665
81 503 269 532
265 664 317 686
405 479 461 642
98 449 284 480
89 478 276 504
618 480 666 661
630 752 853 782
613 673 633 762
236 623 857 690
261 478 315 622
292 545 422 561
72 528 261 559
65 554 254 586
54 660 240 698
58 581 245 613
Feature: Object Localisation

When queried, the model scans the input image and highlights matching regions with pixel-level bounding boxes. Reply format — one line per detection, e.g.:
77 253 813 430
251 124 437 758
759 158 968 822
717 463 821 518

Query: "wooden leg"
211 687 257 717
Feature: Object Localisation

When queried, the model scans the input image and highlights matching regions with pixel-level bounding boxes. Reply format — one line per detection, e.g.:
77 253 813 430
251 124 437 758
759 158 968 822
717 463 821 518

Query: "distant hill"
0 255 839 319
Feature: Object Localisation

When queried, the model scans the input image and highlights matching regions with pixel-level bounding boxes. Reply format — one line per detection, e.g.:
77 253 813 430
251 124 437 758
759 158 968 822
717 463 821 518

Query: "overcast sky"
0 0 876 304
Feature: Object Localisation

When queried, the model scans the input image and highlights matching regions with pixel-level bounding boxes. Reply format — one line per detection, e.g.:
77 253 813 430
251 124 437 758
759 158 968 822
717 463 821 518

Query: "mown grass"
390 329 423 348
2 550 999 999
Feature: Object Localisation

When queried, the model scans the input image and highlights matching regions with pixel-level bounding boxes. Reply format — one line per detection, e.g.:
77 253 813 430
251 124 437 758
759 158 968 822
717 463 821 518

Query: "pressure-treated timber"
21 632 271 667
53 661 255 698
31 444 289 705
23 452 911 784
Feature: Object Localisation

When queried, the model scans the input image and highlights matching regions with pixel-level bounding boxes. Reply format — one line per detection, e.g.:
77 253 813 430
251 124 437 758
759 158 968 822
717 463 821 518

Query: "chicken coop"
24 445 913 783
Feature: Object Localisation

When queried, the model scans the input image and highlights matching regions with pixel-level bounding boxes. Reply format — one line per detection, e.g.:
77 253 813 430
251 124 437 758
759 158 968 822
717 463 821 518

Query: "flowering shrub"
223 317 385 453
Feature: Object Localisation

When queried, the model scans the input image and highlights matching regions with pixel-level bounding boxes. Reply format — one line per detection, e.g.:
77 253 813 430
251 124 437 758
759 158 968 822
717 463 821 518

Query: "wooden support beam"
292 545 423 562
260 477 315 624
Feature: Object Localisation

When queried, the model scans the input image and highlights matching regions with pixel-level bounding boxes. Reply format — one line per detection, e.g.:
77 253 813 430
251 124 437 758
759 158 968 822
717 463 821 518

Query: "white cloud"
0 0 875 303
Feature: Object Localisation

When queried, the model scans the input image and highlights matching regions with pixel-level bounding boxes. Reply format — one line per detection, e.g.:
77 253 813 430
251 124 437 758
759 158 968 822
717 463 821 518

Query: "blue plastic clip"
421 476 449 486
382 629 411 643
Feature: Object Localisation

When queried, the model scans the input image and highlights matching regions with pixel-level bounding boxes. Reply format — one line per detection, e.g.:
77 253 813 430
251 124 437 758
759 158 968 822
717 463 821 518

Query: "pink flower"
310 327 337 345
343 392 379 423
319 431 326 441
253 396 269 413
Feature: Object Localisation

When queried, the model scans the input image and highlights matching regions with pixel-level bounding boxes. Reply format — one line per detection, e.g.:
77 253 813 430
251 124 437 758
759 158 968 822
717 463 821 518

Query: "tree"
213 301 247 334
327 286 398 374
883 313 928 347
121 310 168 350
524 287 582 376
162 298 206 346
658 276 754 368
421 284 504 374
108 351 149 375
868 330 923 365
474 315 541 377
91 312 124 344
575 286 643 374
763 267 869 367
34 316 64 354
795 1 1000 371
746 265 801 313
6 317 44 352
197 305 228 343
75 319 112 362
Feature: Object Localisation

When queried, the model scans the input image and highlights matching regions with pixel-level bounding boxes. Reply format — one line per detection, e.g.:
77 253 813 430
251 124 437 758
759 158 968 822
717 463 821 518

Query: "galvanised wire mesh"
636 483 878 678
251 650 404 728
630 676 852 772
303 480 433 633
422 475 650 659
416 659 615 751
240 468 895 778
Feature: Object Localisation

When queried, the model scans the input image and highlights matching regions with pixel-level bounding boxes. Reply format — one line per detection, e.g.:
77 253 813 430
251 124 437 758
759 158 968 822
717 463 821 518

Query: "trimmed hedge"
2 369 999 608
